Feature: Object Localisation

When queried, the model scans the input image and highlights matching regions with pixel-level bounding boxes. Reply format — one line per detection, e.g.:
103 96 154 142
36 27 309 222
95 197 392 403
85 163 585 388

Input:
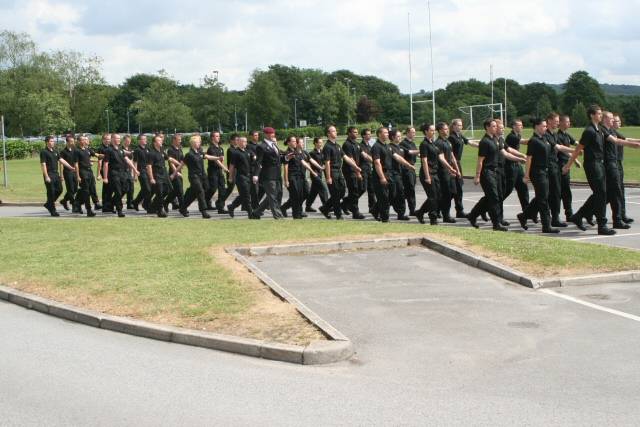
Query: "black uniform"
602 127 624 225
166 145 185 210
342 138 363 216
556 129 576 219
104 146 129 214
416 138 442 222
494 135 507 224
246 140 260 209
228 147 255 218
204 143 226 210
322 140 346 218
132 145 151 211
434 137 456 220
40 147 62 213
522 133 553 229
75 146 98 213
573 123 608 229
614 130 629 221
282 148 306 219
147 146 171 216
182 147 210 213
218 145 237 210
503 131 529 211
371 139 393 221
448 131 469 215
544 130 562 223
360 139 377 214
123 146 135 209
254 140 285 219
399 138 418 215
306 148 329 210
59 146 78 209
468 134 501 228
389 143 407 218
96 143 112 212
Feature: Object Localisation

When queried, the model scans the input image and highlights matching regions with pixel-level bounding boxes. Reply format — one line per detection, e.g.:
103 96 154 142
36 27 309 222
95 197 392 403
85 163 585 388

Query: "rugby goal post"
458 103 504 139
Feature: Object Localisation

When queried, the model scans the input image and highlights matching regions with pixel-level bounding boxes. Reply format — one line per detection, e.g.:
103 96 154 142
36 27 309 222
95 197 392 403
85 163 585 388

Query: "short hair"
389 129 400 139
111 133 120 140
138 134 146 140
250 130 260 136
189 135 201 144
229 133 240 140
65 134 74 142
419 123 432 133
494 119 503 126
483 118 496 130
284 135 296 145
546 112 559 121
587 104 601 117
347 126 358 134
45 135 55 143
325 125 336 136
153 135 163 143
102 133 110 139
510 119 523 128
360 128 371 135
376 126 388 137
211 131 220 137
559 115 569 122
123 134 132 141
172 134 181 142
313 137 322 144
435 122 448 132
450 118 462 127
531 117 545 127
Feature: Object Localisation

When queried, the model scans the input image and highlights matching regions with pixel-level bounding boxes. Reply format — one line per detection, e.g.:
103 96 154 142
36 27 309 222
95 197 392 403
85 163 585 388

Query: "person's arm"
554 144 575 154
606 133 640 148
103 160 109 184
392 153 414 171
283 163 290 188
360 151 373 163
562 144 584 175
41 162 51 183
309 157 323 171
437 153 457 175
324 160 332 185
228 164 236 184
171 161 185 180
421 157 431 184
146 164 155 185
500 149 525 163
467 139 480 148
506 147 526 159
124 157 139 177
75 162 81 183
342 154 362 173
524 156 532 184
374 159 387 185
215 159 229 173
301 159 318 177
97 156 103 181
59 157 74 172
451 155 462 178
474 156 484 185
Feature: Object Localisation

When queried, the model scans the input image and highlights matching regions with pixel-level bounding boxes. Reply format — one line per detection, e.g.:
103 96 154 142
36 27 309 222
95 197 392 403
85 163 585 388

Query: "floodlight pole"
490 65 494 116
504 78 508 125
1 115 7 188
427 0 436 125
408 12 414 127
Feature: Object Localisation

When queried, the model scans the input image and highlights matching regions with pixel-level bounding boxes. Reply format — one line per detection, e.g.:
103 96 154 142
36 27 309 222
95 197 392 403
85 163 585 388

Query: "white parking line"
571 232 640 241
540 289 640 323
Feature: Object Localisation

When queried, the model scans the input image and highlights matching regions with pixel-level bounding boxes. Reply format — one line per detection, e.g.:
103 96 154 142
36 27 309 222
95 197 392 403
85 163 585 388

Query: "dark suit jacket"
255 140 284 181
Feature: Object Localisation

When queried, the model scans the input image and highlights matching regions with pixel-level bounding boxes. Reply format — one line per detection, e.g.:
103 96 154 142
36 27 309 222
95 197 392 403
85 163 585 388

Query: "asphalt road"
2 246 640 425
1 180 639 250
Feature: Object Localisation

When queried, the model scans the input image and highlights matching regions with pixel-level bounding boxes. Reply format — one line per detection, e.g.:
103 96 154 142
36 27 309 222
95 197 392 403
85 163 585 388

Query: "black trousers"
124 175 134 207
150 178 171 215
167 176 185 210
61 170 78 206
504 162 529 212
576 161 607 227
229 175 254 217
417 173 440 219
344 174 362 215
101 176 112 212
108 171 127 213
469 169 500 227
205 169 226 208
363 167 377 214
373 173 390 221
183 175 209 212
618 161 627 219
257 179 284 218
402 169 417 214
438 171 453 219
524 170 551 228
453 161 465 214
307 174 329 208
77 170 97 211
605 161 624 224
558 165 573 218
286 175 305 218
326 171 346 217
389 172 405 217
44 174 63 211
548 165 562 221
133 173 152 210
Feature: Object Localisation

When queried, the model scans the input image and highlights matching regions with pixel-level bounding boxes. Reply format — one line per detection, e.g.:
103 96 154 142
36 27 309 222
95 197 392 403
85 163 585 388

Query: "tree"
570 102 588 127
244 70 289 127
136 78 197 132
562 71 606 114
356 96 380 122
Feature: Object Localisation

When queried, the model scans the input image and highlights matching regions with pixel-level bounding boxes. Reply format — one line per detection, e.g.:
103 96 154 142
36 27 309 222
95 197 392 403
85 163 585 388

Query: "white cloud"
1 0 639 91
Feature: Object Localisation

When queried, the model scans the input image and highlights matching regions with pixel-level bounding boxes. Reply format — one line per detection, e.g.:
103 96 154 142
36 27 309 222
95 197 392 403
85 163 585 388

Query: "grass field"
0 218 639 343
2 127 639 203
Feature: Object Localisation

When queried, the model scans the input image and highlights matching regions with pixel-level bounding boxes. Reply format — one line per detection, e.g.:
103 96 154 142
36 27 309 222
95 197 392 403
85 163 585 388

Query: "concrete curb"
0 284 351 365
537 270 640 288
0 201 42 207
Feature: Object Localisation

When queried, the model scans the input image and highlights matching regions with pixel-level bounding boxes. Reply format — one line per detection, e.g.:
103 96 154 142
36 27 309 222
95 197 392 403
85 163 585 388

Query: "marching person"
400 126 419 216
173 135 211 218
448 119 476 218
74 135 98 217
434 122 461 223
517 118 559 233
96 133 113 213
247 130 261 210
40 135 66 216
613 114 638 224
59 134 79 213
388 129 413 221
254 127 287 219
122 135 135 210
359 128 377 218
146 135 174 218
342 126 365 219
204 131 228 213
227 136 259 219
103 134 138 218
132 134 151 212
556 115 580 222
166 133 185 212
371 127 393 223
305 137 329 213
283 136 317 219
503 119 530 213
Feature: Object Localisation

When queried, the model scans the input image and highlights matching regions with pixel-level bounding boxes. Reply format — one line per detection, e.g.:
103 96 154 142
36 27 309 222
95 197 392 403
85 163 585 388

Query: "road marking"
625 201 640 205
571 232 640 241
540 289 640 323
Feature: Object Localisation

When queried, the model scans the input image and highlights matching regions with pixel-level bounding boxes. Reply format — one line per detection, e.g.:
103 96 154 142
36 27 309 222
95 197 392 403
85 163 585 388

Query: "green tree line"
1 30 639 137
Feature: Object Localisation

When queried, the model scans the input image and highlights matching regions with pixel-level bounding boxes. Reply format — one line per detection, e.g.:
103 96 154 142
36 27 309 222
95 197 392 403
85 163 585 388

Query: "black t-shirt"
389 143 404 174
308 149 325 173
556 130 576 164
579 123 605 164
59 147 76 172
434 137 454 166
419 138 440 176
75 147 96 172
371 140 393 179
505 131 522 166
206 144 224 173
40 148 60 175
167 145 184 173
360 141 373 169
342 139 361 176
322 140 343 171
614 130 625 162
105 147 127 173
399 138 417 165
184 148 205 178
96 143 111 159
601 126 619 163
543 131 559 169
285 148 304 178
478 134 498 170
231 148 252 177
526 134 551 173
133 146 150 173
496 136 506 168
448 132 469 161
147 147 169 179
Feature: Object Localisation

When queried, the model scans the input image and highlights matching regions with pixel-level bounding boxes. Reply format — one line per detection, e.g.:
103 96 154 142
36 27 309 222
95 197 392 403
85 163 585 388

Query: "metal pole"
504 78 508 126
234 104 238 132
490 65 494 116
245 110 248 132
344 78 351 125
1 115 7 188
294 98 298 129
106 109 110 133
427 0 436 125
470 111 474 139
127 109 130 134
408 12 414 127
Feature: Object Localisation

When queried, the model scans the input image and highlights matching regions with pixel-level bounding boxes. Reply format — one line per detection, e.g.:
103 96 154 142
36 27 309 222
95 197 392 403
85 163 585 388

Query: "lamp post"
294 98 298 129
212 70 221 132
127 109 130 134
105 109 110 133
343 78 351 125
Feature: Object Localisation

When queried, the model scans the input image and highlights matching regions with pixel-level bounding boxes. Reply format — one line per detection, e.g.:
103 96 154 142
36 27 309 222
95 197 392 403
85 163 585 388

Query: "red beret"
263 127 275 135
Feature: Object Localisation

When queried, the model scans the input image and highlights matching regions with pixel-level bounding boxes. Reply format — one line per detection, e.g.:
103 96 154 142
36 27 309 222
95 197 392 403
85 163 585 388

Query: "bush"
2 140 46 160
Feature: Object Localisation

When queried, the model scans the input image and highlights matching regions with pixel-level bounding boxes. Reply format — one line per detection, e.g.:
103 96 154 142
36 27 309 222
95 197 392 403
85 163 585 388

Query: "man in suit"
253 127 288 219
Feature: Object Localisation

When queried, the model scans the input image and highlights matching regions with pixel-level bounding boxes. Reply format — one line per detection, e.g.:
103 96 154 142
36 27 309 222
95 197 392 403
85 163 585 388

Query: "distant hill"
550 83 640 97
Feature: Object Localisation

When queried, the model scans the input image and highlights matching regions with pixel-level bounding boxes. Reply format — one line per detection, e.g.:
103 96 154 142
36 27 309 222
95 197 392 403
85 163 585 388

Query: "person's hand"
425 177 431 185
285 181 289 188
97 175 102 181
103 178 108 184
474 176 480 185
312 171 318 178
45 176 51 183
356 172 363 181
77 176 82 183
524 175 530 184
326 177 332 185
150 178 156 185
252 176 258 184
380 178 388 186
562 165 570 175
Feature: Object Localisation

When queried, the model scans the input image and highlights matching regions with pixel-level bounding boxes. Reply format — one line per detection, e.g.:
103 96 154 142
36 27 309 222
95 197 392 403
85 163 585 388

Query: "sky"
1 0 639 92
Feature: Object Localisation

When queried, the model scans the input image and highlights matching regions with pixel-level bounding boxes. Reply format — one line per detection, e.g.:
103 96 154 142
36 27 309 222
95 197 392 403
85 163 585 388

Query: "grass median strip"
0 218 639 344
